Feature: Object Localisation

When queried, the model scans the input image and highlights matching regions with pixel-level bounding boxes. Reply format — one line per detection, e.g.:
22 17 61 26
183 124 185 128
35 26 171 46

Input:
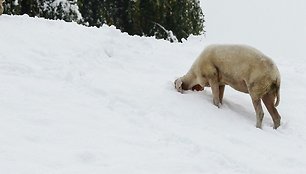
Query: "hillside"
1 8 306 174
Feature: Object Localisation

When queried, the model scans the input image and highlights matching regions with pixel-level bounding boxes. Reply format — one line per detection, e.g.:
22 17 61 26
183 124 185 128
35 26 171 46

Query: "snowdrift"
1 14 306 174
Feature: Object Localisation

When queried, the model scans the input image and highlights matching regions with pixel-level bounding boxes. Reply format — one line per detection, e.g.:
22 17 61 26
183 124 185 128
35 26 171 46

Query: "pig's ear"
192 84 204 91
174 78 184 93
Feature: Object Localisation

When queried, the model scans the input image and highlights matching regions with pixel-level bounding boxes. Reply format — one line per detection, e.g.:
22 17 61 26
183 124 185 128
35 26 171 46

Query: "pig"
175 44 281 129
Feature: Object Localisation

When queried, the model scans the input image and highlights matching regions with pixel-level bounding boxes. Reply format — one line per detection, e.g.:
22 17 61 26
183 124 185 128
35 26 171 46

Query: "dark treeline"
3 0 205 42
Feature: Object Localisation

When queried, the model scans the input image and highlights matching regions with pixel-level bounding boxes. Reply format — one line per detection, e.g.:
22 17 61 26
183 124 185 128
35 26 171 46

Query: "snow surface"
1 1 306 173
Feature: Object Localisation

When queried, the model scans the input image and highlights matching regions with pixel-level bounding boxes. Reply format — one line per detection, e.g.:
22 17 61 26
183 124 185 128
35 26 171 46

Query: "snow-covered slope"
1 9 306 174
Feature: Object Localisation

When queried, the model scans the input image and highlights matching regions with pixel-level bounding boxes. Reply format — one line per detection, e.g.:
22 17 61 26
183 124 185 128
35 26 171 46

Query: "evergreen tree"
3 0 22 15
78 0 104 26
105 0 141 36
135 0 204 42
3 0 205 42
3 0 81 22
77 0 205 41
41 0 81 22
20 0 39 17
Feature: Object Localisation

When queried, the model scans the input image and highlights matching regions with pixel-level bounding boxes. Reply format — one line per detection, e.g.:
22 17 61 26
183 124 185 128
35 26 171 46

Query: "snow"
1 1 306 173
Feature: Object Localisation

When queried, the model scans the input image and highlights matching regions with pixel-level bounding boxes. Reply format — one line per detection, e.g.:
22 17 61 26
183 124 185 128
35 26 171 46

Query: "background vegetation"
3 0 205 42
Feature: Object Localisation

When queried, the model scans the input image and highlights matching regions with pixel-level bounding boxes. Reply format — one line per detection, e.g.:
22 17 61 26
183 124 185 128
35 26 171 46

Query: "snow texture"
0 1 306 173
